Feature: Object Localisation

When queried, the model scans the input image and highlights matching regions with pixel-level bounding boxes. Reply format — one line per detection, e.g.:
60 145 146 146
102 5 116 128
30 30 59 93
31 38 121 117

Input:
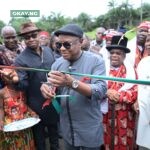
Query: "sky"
0 0 149 24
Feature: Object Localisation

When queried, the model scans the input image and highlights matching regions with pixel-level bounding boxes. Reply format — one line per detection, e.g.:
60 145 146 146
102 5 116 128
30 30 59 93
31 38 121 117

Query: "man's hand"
107 89 120 102
132 100 139 113
47 71 74 88
0 68 19 84
40 83 56 99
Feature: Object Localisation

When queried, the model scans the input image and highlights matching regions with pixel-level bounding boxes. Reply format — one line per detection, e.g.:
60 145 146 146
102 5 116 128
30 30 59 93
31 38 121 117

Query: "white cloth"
136 56 150 149
125 36 137 67
119 61 136 91
99 45 110 62
100 60 136 114
100 99 108 114
106 60 136 92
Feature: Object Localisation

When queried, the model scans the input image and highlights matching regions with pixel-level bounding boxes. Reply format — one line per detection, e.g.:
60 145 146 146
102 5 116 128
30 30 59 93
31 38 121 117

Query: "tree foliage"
9 17 31 34
0 1 150 35
0 20 6 43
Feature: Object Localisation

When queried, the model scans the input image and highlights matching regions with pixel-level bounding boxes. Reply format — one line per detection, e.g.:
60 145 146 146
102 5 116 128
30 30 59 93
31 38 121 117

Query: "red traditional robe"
103 64 137 150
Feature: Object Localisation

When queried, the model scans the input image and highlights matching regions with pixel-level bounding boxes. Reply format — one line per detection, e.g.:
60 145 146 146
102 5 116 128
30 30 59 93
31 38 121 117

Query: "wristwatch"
72 80 79 89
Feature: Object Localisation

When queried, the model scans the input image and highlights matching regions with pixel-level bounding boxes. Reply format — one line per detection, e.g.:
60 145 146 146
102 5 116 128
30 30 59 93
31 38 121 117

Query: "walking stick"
110 102 115 150
109 65 124 150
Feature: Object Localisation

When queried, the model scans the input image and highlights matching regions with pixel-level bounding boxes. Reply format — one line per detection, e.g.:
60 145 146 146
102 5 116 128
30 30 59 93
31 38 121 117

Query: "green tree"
0 20 6 32
36 12 72 33
48 12 71 32
0 20 6 44
108 0 117 9
36 15 51 33
73 13 94 31
9 17 31 34
100 0 138 29
137 3 150 22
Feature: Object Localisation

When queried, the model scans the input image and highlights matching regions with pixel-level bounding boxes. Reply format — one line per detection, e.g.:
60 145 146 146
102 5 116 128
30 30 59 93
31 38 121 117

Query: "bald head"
1 25 17 37
1 25 18 50
95 27 106 43
96 27 106 34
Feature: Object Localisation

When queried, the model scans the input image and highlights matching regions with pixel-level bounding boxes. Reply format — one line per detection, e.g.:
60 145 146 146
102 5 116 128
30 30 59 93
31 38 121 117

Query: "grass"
85 27 137 41
85 29 96 40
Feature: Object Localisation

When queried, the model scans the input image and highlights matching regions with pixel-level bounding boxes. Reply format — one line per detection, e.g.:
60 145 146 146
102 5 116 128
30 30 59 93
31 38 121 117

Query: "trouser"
47 123 59 150
32 121 59 150
64 140 100 150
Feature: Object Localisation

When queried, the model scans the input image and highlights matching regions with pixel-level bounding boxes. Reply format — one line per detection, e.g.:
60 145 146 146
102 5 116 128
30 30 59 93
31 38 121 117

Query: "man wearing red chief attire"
103 35 137 150
127 21 150 68
38 31 51 46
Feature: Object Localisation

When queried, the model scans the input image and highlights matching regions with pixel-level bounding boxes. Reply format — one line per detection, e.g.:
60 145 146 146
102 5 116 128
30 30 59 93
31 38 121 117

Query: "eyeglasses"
23 33 38 40
55 39 78 50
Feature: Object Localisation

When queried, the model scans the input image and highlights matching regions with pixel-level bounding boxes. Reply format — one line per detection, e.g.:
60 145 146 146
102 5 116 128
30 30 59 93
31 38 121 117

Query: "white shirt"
136 56 150 149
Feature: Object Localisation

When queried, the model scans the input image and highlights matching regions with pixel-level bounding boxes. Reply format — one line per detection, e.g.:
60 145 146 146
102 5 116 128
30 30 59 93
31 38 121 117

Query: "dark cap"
54 24 83 38
18 22 41 36
106 35 130 53
118 26 127 34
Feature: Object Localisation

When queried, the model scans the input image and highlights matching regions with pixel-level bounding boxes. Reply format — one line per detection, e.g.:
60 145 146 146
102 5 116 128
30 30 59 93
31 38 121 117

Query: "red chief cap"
138 21 150 29
39 31 50 37
106 30 119 39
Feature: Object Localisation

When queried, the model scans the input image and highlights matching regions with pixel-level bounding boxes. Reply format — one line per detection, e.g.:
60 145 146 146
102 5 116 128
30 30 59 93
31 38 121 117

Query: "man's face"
3 30 18 50
81 36 90 50
106 37 112 46
96 28 105 42
22 31 39 49
137 27 149 46
55 35 82 61
145 34 150 55
38 34 50 46
109 49 126 67
51 36 59 51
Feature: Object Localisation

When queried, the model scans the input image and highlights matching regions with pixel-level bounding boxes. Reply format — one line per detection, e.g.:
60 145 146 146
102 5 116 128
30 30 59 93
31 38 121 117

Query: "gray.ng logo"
10 10 40 17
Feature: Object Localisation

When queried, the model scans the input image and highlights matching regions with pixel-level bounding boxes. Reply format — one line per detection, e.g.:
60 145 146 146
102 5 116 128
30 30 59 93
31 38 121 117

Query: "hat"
138 21 150 29
106 30 119 39
118 26 127 34
106 35 130 53
54 24 83 38
39 31 50 37
18 22 41 36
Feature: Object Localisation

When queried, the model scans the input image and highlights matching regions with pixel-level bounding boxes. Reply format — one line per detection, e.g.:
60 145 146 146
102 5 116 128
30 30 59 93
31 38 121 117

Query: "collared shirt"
51 51 107 147
14 46 58 124
136 56 150 149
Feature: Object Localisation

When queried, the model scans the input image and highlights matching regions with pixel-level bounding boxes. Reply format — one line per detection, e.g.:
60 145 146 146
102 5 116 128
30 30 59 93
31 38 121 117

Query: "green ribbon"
1 65 150 85
62 71 150 85
52 95 74 113
1 65 150 113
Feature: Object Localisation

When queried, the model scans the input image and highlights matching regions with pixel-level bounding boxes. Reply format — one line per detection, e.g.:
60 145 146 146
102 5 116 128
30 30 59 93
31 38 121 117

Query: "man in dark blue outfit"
14 22 59 150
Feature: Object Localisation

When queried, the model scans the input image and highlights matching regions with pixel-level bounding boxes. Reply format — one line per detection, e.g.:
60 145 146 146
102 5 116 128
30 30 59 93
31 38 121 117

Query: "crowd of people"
0 20 149 150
